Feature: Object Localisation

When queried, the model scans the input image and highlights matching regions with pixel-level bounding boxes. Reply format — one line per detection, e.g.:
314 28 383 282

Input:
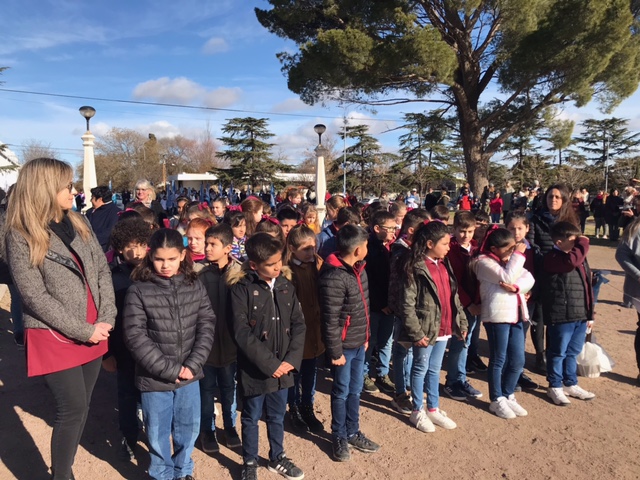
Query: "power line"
0 87 403 123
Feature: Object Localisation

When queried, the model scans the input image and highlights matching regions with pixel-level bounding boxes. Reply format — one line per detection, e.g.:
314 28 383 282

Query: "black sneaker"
299 404 324 433
198 430 219 454
518 373 539 390
332 437 351 462
242 460 258 480
374 374 395 394
225 427 242 448
535 353 547 374
175 476 195 480
347 431 380 453
363 375 379 393
443 383 467 401
469 355 488 372
267 454 304 480
459 380 483 398
288 406 309 433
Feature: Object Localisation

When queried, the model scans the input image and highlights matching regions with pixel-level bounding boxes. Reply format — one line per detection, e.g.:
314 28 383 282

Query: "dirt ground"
1 233 640 480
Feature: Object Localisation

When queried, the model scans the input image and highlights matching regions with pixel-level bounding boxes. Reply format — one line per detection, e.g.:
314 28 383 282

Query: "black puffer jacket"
540 237 594 324
527 210 556 255
108 259 136 369
228 266 306 397
318 253 370 360
123 273 216 392
365 232 391 312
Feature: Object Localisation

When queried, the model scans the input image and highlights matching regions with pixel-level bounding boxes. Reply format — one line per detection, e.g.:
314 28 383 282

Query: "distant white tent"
0 143 20 192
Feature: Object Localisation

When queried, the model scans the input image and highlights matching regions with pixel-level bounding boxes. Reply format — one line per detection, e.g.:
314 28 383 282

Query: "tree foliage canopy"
257 0 640 194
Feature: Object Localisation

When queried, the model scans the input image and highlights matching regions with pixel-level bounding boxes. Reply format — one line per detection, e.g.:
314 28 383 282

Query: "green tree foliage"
256 0 640 194
331 124 382 197
540 113 575 166
215 117 288 187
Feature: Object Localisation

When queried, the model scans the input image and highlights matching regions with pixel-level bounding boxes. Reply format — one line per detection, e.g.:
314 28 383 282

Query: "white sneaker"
547 387 571 406
426 408 457 430
409 409 435 433
506 394 528 417
489 397 516 419
563 385 595 400
595 234 600 239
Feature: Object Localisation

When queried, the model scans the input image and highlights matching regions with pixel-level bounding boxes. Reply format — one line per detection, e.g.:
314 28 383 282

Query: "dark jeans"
116 363 140 443
546 321 587 388
484 322 525 401
200 363 237 432
288 357 318 407
331 346 364 439
530 303 545 355
241 388 287 464
609 220 620 241
8 284 23 341
446 309 479 385
44 357 102 480
365 311 394 378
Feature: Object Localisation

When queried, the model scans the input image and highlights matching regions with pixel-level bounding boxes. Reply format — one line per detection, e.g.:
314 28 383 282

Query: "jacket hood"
226 261 292 286
324 252 366 274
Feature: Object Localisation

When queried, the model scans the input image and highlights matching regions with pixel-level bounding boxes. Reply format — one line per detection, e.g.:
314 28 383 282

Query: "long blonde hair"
6 157 92 266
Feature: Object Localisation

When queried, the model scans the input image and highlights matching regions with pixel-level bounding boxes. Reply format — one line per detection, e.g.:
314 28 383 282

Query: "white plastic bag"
590 333 615 373
577 342 600 378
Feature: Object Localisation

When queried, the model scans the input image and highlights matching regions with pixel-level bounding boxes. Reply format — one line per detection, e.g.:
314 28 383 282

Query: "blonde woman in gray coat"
5 157 116 480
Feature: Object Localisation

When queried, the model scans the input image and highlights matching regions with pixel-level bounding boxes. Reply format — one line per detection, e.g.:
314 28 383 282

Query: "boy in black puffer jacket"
229 233 306 480
319 224 380 463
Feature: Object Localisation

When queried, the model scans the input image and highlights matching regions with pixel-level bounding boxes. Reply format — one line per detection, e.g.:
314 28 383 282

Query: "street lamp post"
314 124 328 225
79 106 97 212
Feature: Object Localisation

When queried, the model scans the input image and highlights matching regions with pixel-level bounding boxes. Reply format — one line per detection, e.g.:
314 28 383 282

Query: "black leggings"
636 313 640 372
44 357 102 480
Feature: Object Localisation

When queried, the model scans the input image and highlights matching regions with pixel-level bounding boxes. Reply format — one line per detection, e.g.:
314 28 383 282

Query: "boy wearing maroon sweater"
444 212 483 401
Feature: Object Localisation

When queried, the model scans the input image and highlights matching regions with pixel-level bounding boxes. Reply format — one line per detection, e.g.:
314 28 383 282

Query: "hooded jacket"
365 231 392 312
228 265 306 397
123 273 215 392
318 253 370 359
198 256 241 367
289 256 325 360
399 258 467 345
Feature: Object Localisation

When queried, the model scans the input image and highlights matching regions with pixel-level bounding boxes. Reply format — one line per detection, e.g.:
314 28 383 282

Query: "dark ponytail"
398 220 450 285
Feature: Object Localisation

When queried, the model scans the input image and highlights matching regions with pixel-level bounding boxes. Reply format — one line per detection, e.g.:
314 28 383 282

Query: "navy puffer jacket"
123 273 216 392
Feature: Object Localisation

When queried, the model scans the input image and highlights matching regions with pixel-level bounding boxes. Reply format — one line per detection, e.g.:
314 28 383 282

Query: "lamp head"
79 106 96 131
314 124 326 145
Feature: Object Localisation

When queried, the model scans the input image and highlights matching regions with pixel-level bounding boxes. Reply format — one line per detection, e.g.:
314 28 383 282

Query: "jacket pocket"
341 315 351 341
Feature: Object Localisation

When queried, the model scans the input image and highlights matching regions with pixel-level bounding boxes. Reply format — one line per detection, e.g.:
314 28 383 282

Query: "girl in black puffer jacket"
124 229 215 480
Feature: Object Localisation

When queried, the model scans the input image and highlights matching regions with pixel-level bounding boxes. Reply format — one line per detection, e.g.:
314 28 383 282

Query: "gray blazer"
6 226 116 343
615 232 640 306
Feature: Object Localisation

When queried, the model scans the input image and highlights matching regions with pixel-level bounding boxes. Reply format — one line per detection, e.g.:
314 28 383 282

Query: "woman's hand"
101 356 117 372
88 322 112 344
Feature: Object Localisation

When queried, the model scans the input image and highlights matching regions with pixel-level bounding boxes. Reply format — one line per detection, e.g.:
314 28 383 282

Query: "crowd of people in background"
2 158 640 480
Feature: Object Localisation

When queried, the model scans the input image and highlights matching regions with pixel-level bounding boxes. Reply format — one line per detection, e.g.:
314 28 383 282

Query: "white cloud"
202 37 229 55
133 77 206 104
272 98 312 113
203 87 242 108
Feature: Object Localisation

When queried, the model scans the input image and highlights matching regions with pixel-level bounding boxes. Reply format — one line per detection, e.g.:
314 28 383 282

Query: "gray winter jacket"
616 228 640 307
6 228 117 343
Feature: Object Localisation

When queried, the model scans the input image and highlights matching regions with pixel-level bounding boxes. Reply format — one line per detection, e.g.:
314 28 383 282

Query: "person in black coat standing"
86 186 120 252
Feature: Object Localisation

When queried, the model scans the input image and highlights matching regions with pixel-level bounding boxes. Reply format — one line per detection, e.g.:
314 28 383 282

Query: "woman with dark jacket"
5 158 117 480
526 184 580 372
605 188 624 241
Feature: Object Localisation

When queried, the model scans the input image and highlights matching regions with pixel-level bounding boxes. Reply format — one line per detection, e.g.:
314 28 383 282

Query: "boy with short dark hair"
317 206 362 259
541 221 596 406
444 211 483 401
276 208 301 238
229 232 306 480
363 210 397 393
198 224 242 453
319 224 380 462
429 205 451 224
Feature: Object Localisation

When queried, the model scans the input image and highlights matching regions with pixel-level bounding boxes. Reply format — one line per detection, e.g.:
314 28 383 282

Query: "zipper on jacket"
172 278 183 363
341 315 351 341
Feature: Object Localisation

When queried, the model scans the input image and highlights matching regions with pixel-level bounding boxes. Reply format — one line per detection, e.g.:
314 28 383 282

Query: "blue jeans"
116 363 140 443
365 311 394 378
200 363 237 432
331 346 364 439
491 213 501 224
546 321 587 388
484 322 525 401
241 388 287 464
410 340 447 411
8 284 23 341
392 317 413 395
141 381 201 480
288 357 318 406
446 309 479 385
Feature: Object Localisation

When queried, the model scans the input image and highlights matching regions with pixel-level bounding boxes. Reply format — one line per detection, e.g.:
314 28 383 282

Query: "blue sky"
1 0 640 171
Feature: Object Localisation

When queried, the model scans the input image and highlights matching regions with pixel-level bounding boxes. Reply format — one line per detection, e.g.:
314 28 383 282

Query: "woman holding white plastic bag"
615 214 640 386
